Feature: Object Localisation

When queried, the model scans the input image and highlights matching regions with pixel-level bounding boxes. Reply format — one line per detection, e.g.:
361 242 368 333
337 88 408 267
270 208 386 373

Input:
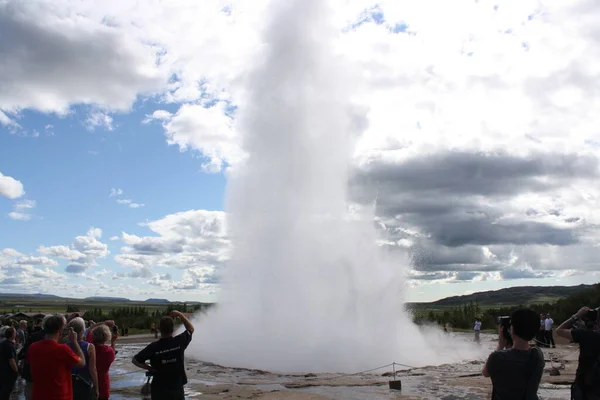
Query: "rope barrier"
110 361 420 384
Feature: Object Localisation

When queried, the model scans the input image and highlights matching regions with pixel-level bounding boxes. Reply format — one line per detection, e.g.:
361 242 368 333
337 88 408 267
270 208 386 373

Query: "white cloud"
0 110 19 129
111 189 144 208
156 102 243 172
8 212 31 221
37 227 109 273
15 199 36 209
0 250 67 293
0 172 25 199
7 198 37 221
85 111 114 131
16 256 59 267
116 210 229 282
109 236 120 241
116 198 144 208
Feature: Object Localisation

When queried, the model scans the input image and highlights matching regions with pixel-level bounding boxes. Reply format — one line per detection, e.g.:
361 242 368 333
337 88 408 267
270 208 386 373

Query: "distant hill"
420 284 593 307
145 298 170 303
0 293 61 299
83 296 131 302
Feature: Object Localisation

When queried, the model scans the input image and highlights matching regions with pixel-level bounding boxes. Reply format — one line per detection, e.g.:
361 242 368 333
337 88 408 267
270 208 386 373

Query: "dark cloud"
0 1 162 112
131 240 186 254
354 151 598 198
500 268 550 280
65 263 87 273
352 150 599 279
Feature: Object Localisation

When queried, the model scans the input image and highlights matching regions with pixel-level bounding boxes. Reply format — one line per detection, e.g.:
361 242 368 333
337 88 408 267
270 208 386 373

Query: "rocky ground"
105 332 577 400
8 332 576 399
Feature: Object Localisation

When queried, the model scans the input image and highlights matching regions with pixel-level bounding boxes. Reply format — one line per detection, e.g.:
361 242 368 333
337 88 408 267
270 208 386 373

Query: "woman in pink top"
91 325 117 400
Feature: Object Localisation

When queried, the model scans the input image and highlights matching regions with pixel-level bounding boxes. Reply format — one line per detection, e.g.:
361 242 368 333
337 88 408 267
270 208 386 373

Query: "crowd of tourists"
0 310 194 400
1 304 599 400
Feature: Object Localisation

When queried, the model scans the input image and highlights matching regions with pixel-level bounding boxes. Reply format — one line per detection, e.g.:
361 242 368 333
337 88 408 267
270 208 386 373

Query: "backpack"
72 373 96 400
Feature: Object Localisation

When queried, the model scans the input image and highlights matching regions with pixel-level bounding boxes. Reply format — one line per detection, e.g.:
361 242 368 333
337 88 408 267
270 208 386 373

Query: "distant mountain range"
410 284 593 308
83 296 131 302
1 284 594 307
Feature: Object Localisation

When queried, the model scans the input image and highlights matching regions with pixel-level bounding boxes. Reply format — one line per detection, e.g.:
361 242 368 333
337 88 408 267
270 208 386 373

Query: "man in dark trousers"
132 311 194 400
0 328 19 400
21 318 45 400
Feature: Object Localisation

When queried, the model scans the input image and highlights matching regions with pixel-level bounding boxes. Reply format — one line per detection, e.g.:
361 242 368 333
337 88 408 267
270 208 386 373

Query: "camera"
582 308 599 322
112 325 118 334
497 316 511 328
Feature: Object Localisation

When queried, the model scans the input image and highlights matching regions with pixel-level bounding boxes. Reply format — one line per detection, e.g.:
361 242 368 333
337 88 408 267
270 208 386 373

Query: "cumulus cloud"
0 1 164 114
148 103 243 172
0 250 67 293
38 227 110 273
0 172 25 199
115 210 228 284
16 256 59 267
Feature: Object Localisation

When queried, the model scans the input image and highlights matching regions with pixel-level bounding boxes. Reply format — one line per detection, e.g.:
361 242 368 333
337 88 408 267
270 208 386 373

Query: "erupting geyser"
189 0 481 372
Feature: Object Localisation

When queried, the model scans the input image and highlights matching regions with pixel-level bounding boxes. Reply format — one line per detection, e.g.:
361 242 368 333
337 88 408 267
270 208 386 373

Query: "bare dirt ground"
105 332 576 400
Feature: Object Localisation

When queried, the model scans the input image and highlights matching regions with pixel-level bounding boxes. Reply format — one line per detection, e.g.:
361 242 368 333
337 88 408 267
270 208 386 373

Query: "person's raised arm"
170 311 194 334
69 328 86 368
556 306 589 341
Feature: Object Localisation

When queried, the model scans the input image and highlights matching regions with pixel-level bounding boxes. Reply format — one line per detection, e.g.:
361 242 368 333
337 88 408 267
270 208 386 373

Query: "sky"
1 0 600 303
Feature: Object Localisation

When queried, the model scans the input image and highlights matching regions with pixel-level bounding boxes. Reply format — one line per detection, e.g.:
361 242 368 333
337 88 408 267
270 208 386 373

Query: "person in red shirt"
27 314 85 400
91 324 117 400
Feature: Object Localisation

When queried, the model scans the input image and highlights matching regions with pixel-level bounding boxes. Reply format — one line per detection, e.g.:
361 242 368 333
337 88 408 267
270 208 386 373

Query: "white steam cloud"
189 0 483 372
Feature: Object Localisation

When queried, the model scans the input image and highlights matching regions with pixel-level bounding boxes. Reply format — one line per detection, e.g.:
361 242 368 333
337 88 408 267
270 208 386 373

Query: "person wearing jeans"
545 315 556 348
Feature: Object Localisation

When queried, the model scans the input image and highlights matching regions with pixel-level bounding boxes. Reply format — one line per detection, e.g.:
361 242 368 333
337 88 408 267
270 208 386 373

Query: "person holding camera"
556 306 600 400
482 309 545 399
132 311 194 400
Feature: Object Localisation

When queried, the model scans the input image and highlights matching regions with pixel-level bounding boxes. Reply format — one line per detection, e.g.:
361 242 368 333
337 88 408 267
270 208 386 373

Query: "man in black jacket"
0 328 19 400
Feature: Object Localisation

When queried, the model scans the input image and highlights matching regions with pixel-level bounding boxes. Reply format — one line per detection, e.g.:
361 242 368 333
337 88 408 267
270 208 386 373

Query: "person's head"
67 317 86 340
159 316 175 337
19 320 27 330
91 325 111 345
510 308 539 341
35 318 43 328
43 314 67 336
4 327 15 340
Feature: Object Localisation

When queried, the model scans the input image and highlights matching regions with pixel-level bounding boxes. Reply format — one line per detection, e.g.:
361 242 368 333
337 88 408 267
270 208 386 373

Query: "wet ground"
9 332 576 399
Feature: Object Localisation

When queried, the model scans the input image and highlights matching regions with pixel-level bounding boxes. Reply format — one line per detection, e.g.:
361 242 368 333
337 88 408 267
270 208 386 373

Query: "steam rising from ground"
189 0 484 372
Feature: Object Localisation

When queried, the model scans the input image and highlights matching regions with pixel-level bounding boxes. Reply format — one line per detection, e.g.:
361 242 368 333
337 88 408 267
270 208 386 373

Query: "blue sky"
1 105 225 250
1 0 600 303
0 101 228 300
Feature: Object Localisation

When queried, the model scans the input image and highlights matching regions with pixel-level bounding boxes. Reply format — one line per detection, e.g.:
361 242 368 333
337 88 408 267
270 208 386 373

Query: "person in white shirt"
474 318 482 343
544 314 555 348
